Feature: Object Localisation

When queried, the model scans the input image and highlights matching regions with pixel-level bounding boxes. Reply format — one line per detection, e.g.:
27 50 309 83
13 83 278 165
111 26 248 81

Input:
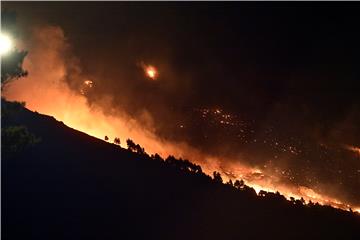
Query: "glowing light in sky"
145 65 158 80
0 33 13 56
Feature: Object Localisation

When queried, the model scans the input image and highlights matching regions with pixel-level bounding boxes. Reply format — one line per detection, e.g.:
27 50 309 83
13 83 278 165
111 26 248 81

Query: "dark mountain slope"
2 100 360 240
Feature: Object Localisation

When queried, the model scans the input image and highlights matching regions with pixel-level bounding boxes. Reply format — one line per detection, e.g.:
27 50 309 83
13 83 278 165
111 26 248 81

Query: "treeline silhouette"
2 99 360 240
125 139 261 200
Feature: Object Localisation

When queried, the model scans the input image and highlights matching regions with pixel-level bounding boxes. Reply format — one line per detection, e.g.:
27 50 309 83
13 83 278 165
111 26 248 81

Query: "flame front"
3 25 360 214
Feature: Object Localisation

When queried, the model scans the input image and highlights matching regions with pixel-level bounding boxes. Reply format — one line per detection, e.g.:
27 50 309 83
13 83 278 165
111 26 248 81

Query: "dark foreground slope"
2 100 360 240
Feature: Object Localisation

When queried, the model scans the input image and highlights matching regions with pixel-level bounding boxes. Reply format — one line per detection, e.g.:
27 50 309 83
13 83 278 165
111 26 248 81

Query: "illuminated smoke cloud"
4 24 359 212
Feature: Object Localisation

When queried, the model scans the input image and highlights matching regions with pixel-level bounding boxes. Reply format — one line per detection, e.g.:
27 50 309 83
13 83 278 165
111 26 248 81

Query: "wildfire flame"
84 80 93 87
80 80 93 95
3 25 360 214
345 145 360 156
210 161 354 211
139 61 158 80
145 65 158 80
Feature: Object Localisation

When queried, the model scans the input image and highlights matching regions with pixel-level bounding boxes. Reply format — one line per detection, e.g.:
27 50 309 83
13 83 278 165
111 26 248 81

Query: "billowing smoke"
4 24 360 212
4 25 188 157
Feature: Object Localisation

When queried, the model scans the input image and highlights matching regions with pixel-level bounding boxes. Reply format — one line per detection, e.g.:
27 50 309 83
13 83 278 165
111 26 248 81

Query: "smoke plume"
3 24 359 212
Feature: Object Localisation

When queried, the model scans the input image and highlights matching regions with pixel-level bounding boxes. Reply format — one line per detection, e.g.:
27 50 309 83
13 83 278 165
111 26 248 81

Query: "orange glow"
84 80 93 87
3 25 359 214
80 80 93 95
145 65 158 80
345 145 360 156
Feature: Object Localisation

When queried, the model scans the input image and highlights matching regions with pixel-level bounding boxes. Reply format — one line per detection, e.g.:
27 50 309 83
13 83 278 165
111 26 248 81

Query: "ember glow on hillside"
3 3 360 214
3 25 359 214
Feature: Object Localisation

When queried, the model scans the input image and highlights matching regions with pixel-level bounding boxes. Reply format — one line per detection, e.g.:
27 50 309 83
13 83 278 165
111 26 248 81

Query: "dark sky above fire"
3 2 360 206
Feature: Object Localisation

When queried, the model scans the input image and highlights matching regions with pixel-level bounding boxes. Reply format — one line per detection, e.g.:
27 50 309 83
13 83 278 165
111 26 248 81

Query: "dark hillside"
2 100 360 240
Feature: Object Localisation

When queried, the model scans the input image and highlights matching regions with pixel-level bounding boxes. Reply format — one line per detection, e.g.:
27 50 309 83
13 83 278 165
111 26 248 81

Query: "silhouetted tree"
165 155 177 167
104 136 109 141
134 144 145 155
151 153 164 163
227 179 233 186
242 185 257 197
126 139 146 155
258 190 267 197
188 163 202 174
213 171 223 183
295 198 305 206
164 156 203 175
234 179 244 189
126 139 136 151
114 137 121 145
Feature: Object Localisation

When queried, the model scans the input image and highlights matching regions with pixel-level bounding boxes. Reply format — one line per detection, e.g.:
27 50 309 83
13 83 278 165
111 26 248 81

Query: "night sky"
3 2 360 207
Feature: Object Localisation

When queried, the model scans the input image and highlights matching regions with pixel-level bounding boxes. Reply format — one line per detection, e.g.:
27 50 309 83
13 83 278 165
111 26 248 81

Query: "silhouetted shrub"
213 171 223 183
234 179 245 189
126 138 146 155
164 156 203 175
226 179 234 186
151 153 164 163
2 125 40 155
114 137 121 145
126 139 136 151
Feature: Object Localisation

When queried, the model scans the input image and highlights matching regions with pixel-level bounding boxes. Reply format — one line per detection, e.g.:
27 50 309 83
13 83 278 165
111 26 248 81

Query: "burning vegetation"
2 23 360 214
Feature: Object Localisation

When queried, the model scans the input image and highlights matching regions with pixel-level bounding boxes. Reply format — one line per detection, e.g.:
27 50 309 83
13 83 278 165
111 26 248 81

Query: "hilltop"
2 99 360 240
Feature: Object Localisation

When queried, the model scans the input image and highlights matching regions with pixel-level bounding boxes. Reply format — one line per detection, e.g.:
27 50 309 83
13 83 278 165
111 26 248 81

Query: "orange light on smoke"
5 25 359 214
84 80 93 87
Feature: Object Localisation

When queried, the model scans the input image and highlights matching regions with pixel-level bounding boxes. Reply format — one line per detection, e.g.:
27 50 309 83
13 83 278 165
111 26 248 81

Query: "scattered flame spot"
84 80 93 87
80 80 93 95
345 145 360 156
146 66 157 80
